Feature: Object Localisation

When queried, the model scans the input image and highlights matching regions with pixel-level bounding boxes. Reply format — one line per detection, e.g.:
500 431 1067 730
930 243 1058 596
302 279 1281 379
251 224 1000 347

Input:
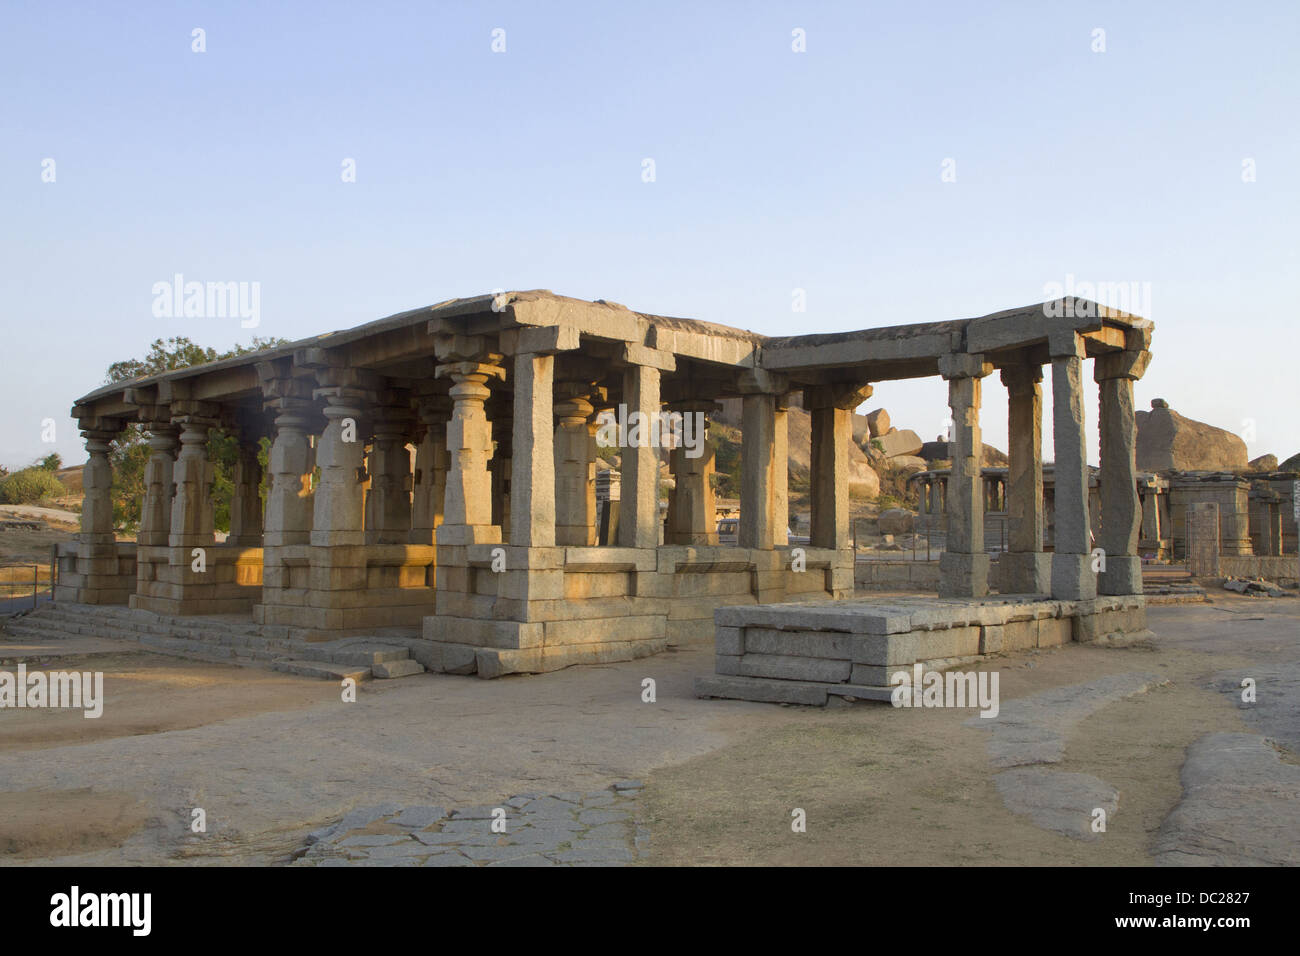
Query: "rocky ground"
0 593 1297 866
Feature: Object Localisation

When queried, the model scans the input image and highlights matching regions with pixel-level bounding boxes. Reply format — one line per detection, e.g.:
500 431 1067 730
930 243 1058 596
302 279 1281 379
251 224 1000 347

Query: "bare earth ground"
0 595 1296 866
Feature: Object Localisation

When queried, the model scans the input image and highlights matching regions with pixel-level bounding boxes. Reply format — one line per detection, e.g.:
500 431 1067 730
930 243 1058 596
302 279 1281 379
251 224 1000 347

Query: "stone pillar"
79 427 118 545
739 393 776 550
1049 333 1095 600
168 410 217 550
937 354 992 597
554 383 604 547
510 351 556 548
365 401 413 545
998 363 1049 593
410 395 450 545
489 401 513 541
1095 348 1151 594
772 396 790 547
228 439 264 546
138 423 178 547
263 397 314 547
666 400 718 545
434 340 505 545
807 384 869 551
618 362 663 549
310 388 367 547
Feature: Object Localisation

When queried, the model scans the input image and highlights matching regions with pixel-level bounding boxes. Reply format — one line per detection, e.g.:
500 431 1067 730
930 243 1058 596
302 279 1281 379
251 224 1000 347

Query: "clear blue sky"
3 0 1297 470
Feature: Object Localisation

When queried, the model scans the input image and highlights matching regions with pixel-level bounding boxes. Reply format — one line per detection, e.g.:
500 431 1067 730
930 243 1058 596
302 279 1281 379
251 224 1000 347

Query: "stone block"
1051 552 1097 600
715 654 741 675
739 653 852 683
715 626 743 655
694 674 830 706
741 627 854 660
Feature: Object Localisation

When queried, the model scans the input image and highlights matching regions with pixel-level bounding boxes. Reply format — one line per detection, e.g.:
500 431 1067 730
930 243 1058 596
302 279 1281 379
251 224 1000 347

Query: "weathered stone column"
998 363 1049 593
735 369 789 550
138 422 178 547
168 408 218 550
228 439 264 546
79 426 118 546
618 354 669 549
666 400 718 545
510 350 556 548
489 399 513 541
807 383 871 551
365 398 413 545
554 383 604 547
937 354 992 597
1049 332 1095 600
772 395 790 547
410 394 450 545
434 338 505 545
310 387 367 548
262 396 314 547
1095 348 1151 594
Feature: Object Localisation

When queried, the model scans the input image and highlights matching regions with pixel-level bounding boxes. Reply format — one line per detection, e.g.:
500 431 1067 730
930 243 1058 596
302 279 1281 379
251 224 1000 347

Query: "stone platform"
695 594 1150 706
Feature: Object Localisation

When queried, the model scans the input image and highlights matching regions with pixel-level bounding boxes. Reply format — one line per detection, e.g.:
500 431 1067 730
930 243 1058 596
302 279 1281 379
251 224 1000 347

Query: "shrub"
0 467 67 504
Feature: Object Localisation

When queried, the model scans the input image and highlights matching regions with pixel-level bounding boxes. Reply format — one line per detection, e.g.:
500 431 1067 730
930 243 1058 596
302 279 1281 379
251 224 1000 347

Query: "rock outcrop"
1136 400 1248 472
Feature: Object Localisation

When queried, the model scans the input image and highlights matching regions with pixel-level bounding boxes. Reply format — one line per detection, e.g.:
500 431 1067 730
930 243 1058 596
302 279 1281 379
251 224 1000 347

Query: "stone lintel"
621 343 676 372
499 324 582 355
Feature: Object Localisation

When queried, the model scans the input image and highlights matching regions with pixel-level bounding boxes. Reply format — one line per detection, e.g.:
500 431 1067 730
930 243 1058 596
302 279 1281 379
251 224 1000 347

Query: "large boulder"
1281 452 1300 472
1248 454 1279 472
866 408 891 439
785 405 880 498
1136 400 1249 472
875 428 923 459
877 508 915 535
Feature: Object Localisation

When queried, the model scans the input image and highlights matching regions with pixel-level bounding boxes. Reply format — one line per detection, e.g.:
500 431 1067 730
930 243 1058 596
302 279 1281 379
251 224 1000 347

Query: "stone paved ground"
293 783 648 867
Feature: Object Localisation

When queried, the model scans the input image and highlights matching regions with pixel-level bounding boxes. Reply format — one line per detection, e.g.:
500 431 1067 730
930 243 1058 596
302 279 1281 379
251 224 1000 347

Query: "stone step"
371 659 426 679
694 674 832 706
298 641 412 667
272 659 372 682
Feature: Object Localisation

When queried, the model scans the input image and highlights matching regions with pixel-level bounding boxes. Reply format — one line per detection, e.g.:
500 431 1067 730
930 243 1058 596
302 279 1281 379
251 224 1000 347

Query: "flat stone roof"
72 290 1151 415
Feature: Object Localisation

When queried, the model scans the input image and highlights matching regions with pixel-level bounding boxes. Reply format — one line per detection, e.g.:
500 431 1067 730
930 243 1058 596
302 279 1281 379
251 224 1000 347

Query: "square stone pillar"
739 393 775 550
364 399 413 545
666 400 718 545
772 396 790 547
510 351 556 548
554 383 604 547
998 363 1049 594
937 354 992 597
138 422 178 547
168 410 218 550
618 361 663 549
1095 348 1151 594
410 395 450 545
489 400 513 541
807 383 870 552
310 387 367 548
434 339 506 545
1049 332 1095 600
228 439 265 546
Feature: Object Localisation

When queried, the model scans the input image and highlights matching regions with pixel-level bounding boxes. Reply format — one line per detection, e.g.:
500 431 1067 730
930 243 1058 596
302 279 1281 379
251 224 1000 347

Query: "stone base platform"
695 593 1150 706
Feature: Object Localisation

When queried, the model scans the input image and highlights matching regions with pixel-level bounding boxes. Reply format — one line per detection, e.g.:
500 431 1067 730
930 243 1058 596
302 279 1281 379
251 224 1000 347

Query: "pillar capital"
804 381 873 410
734 368 788 395
1047 330 1086 359
1094 348 1152 383
937 353 992 381
998 362 1044 393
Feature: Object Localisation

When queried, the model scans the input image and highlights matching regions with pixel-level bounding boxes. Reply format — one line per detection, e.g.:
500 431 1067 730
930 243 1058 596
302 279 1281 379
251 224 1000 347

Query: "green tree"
107 336 287 533
39 452 62 471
